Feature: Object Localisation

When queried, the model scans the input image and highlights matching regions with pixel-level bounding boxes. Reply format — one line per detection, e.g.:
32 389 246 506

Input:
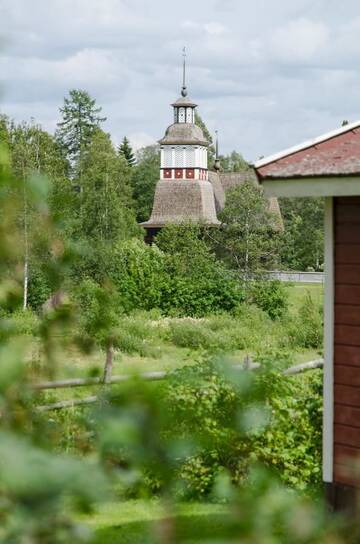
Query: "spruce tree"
119 136 136 166
56 89 106 173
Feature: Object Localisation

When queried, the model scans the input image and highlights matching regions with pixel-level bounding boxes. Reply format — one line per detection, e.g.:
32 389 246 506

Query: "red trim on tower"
175 169 183 179
163 169 172 178
186 168 194 179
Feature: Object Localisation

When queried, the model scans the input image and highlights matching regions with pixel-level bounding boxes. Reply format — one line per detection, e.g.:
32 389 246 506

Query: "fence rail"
35 359 324 412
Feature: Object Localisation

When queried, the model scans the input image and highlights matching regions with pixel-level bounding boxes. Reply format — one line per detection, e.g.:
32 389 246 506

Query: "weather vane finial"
181 46 187 97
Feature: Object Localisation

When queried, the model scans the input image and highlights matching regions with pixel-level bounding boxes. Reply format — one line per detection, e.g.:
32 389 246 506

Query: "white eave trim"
323 197 334 483
262 177 360 198
255 119 360 169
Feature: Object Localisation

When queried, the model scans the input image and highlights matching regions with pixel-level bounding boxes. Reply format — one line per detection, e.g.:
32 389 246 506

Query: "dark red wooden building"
255 121 360 509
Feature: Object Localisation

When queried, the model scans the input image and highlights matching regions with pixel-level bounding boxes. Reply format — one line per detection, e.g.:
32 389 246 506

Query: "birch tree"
78 129 137 244
9 121 69 309
212 181 280 282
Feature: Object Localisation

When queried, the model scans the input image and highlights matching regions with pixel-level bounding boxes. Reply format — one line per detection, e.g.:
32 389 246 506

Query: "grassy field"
33 283 323 406
287 282 323 315
84 500 229 544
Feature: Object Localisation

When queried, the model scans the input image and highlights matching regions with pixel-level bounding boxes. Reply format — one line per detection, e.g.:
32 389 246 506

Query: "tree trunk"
103 342 114 384
23 176 29 310
23 257 28 310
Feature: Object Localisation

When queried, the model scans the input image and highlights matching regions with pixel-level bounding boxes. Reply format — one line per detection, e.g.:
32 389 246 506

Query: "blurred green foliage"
0 90 346 544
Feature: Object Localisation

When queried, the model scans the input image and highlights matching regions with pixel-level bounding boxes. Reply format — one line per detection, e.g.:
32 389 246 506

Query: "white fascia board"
255 120 360 168
323 197 334 483
262 177 360 198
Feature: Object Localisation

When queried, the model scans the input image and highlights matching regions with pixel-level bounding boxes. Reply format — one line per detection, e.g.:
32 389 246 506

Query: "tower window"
163 147 172 168
186 108 193 123
186 147 195 167
179 107 185 122
175 146 184 167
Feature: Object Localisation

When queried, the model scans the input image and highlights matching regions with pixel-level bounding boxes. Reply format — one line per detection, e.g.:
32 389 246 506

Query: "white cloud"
270 18 329 63
181 20 227 36
1 0 360 160
204 22 227 35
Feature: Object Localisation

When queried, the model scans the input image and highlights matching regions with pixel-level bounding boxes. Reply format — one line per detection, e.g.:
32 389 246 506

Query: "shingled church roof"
208 169 283 230
141 179 221 228
159 123 208 146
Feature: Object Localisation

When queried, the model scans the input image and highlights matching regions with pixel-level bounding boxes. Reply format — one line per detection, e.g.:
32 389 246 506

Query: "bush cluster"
164 360 322 499
93 235 245 318
249 280 288 320
288 292 323 349
27 224 291 321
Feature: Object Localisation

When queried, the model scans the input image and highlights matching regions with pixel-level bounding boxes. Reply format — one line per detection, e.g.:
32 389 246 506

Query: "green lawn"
83 500 229 544
287 282 323 316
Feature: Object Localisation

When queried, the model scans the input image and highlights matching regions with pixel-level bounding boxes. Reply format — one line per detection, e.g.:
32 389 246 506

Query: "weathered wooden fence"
34 358 324 412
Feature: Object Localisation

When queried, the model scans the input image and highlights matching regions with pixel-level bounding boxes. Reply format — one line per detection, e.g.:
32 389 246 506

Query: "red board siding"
334 197 360 485
335 305 360 326
336 245 360 264
334 463 360 487
335 266 360 285
334 424 360 448
334 404 360 426
334 385 360 407
335 345 360 367
335 286 360 305
335 325 360 346
334 444 360 463
336 205 360 224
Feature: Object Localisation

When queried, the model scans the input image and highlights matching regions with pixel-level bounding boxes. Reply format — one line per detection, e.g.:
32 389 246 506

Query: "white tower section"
160 96 209 181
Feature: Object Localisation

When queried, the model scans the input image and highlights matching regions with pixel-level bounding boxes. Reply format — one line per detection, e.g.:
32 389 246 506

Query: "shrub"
249 280 288 320
0 309 39 342
88 228 246 318
288 292 323 349
11 309 39 336
157 225 244 317
27 261 52 311
116 315 160 357
168 320 221 351
72 278 121 349
163 359 322 498
108 239 165 312
253 370 322 491
159 269 243 317
166 309 283 355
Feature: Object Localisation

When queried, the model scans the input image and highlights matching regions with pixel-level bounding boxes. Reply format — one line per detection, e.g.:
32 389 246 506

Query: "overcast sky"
1 0 360 161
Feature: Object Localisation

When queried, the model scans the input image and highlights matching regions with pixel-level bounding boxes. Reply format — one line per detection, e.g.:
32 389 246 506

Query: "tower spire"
214 129 221 171
181 46 187 97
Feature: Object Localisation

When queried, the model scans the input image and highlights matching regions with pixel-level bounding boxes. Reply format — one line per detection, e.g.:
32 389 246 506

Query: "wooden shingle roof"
256 121 360 180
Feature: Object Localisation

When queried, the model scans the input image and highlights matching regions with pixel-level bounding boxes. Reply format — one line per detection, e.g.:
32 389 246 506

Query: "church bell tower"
160 51 208 182
141 50 220 242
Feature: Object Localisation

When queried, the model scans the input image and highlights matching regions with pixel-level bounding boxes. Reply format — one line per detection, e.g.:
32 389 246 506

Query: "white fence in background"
268 271 324 284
